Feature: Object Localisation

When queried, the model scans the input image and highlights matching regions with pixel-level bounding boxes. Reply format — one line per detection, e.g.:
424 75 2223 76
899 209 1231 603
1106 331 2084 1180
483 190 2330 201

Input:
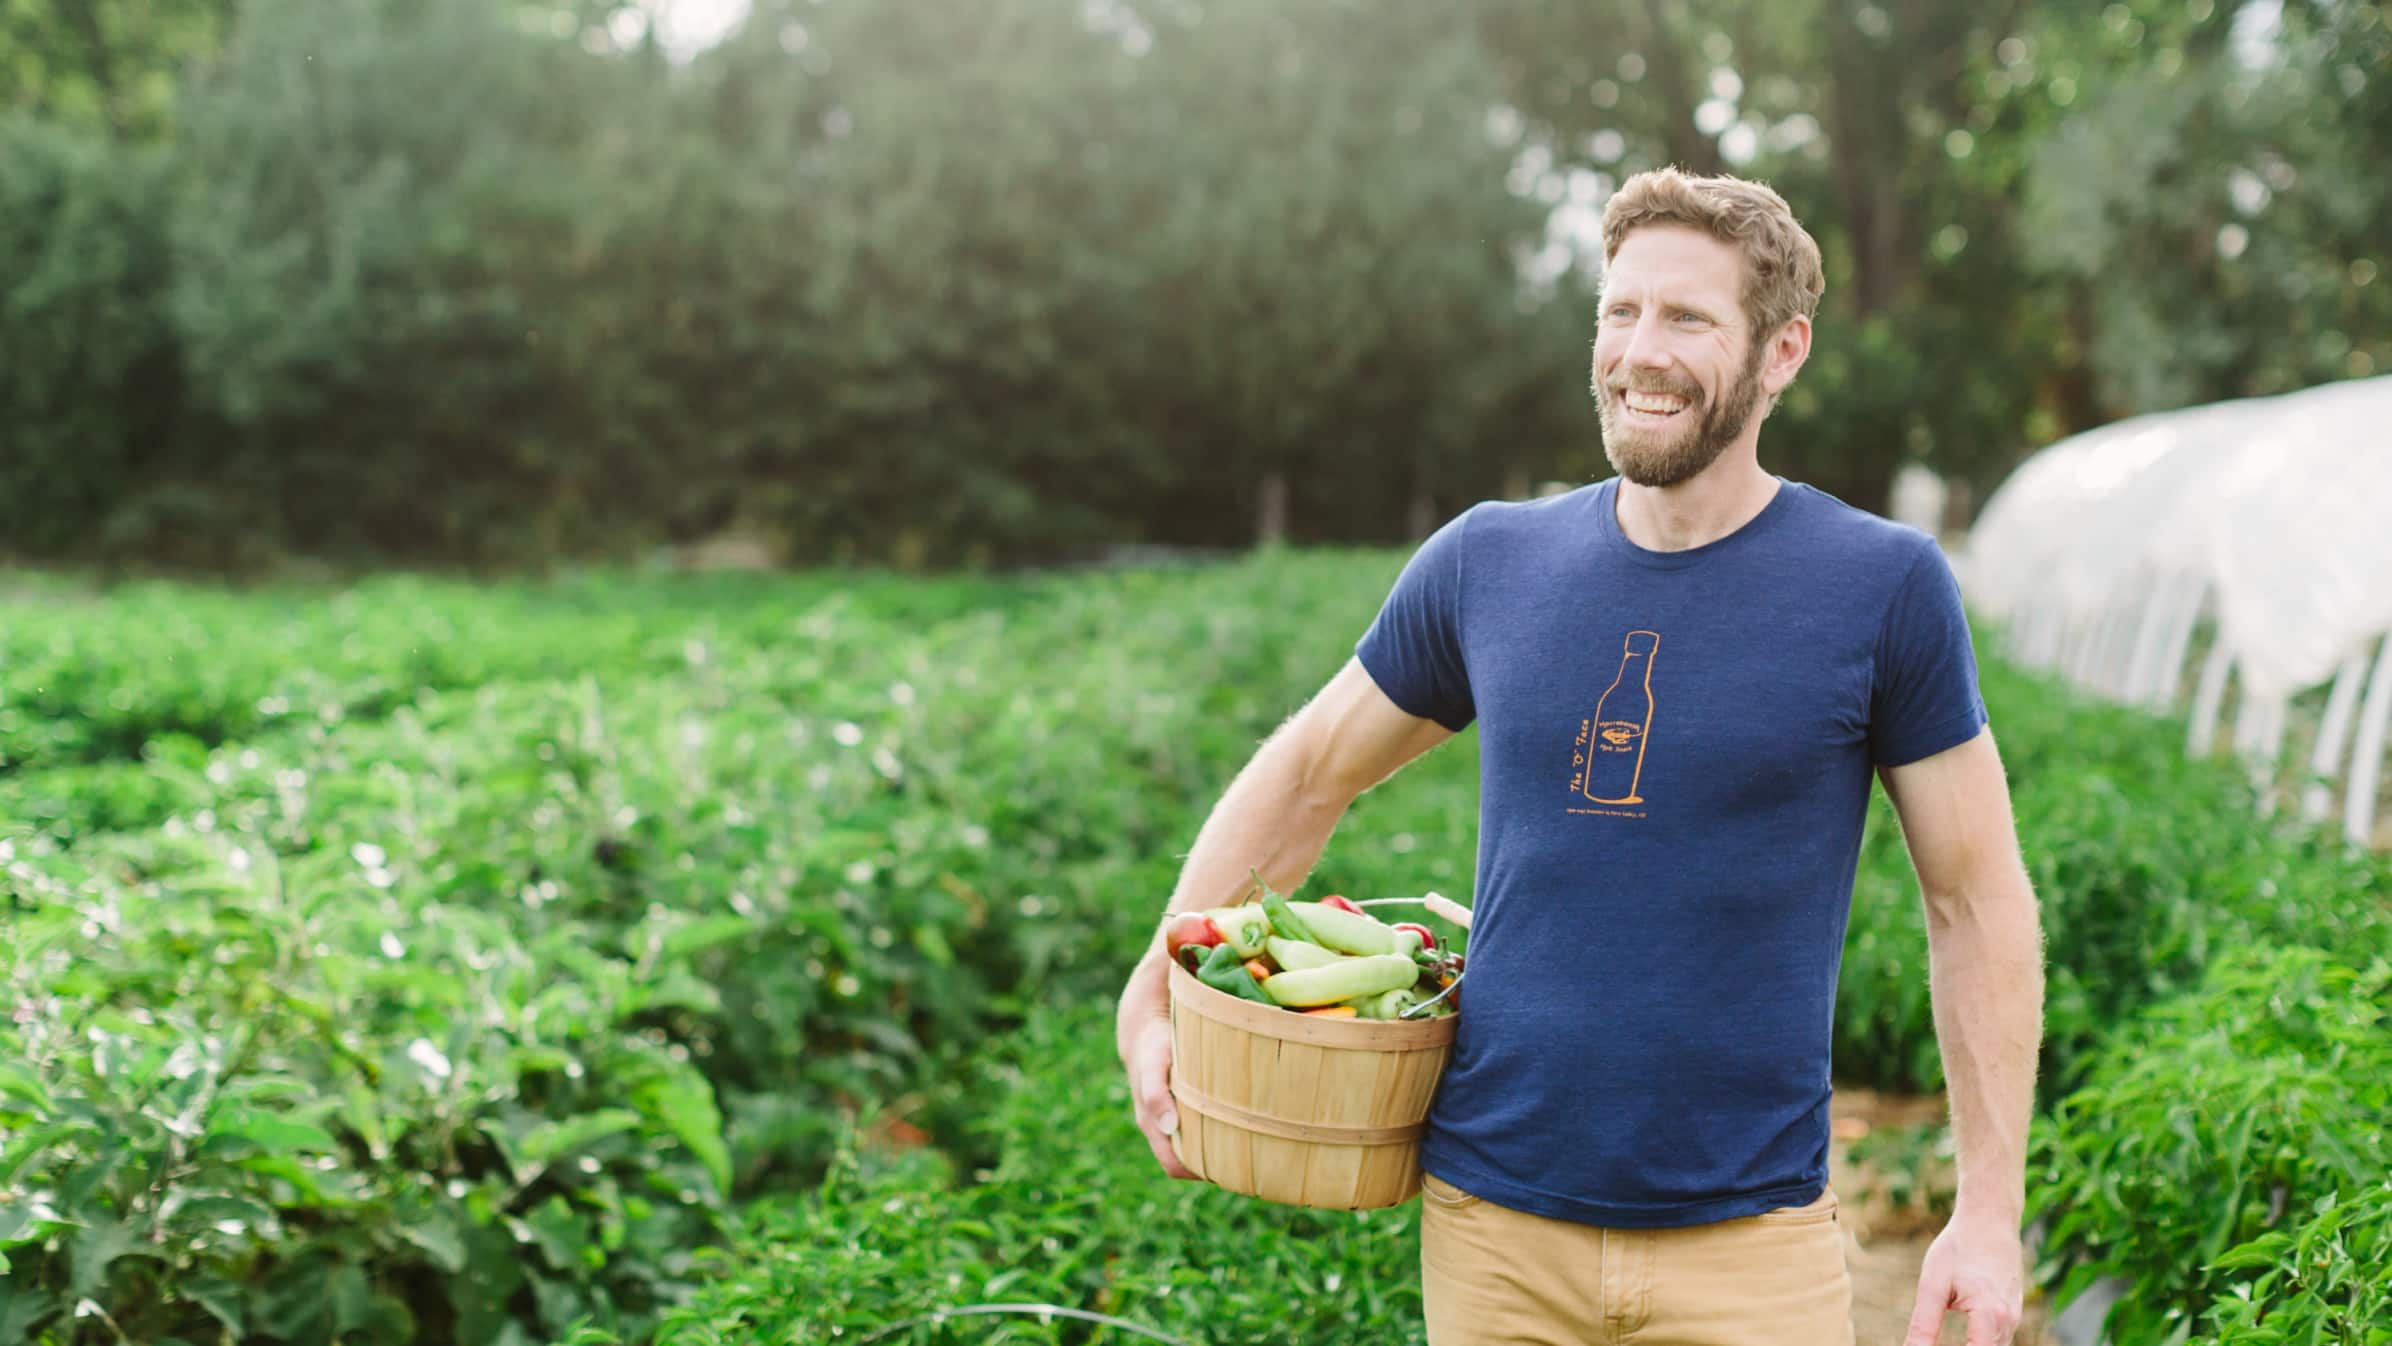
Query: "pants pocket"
1420 1172 1484 1210
1648 1190 1854 1344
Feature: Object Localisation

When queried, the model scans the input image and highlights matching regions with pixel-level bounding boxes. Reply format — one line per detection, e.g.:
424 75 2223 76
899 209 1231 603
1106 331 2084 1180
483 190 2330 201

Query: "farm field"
3 554 2387 1346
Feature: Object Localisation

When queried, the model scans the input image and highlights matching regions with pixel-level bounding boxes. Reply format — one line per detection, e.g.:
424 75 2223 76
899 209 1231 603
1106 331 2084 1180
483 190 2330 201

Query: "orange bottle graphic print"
1583 631 1659 804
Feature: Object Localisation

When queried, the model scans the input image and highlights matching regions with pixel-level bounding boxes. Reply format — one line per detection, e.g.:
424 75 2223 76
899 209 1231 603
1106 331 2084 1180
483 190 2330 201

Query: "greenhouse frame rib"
1962 374 2392 850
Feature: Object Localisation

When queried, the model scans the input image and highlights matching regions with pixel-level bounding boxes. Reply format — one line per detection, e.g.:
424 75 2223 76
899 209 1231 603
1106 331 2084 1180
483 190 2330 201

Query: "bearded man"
1117 167 2044 1346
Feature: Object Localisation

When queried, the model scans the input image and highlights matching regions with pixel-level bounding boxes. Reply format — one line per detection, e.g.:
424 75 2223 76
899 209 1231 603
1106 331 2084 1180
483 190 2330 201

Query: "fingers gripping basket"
1164 951 1457 1210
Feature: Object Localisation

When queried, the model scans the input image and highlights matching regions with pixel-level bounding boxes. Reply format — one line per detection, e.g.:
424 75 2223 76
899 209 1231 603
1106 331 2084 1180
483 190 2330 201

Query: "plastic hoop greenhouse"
1963 373 2392 850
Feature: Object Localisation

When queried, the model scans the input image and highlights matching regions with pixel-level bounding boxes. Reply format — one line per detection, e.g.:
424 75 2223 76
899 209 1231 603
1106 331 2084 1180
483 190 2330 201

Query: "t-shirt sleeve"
1869 540 1989 767
1354 507 1476 732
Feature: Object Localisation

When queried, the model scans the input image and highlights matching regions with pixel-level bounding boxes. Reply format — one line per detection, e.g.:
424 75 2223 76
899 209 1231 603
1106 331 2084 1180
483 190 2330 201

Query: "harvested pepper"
1164 912 1226 967
1258 953 1419 1007
1198 904 1273 957
1354 985 1427 1020
1301 1006 1359 1018
1260 889 1320 947
1195 941 1275 1005
1265 935 1344 972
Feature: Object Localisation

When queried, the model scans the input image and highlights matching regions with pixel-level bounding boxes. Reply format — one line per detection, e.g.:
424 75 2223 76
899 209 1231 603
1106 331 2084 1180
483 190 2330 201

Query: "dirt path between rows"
1830 1086 2056 1345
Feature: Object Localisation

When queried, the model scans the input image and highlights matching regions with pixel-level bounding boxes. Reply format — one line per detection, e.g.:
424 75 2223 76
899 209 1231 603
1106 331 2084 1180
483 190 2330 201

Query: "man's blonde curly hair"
1600 167 1827 356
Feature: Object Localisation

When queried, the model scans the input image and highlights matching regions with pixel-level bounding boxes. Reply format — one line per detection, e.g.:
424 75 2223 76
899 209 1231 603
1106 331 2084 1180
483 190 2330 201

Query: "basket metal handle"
1399 972 1464 1020
1353 892 1469 1020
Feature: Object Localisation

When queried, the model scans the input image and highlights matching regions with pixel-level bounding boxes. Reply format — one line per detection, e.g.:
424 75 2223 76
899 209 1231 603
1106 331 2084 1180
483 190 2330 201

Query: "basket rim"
1167 951 1457 1047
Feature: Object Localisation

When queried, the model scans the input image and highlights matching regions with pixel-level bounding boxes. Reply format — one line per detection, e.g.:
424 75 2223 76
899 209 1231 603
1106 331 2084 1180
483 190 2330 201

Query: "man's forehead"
1599 228 1745 307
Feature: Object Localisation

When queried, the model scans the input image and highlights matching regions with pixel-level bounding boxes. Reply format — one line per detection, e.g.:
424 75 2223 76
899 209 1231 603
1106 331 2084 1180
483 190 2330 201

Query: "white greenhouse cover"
1966 374 2392 705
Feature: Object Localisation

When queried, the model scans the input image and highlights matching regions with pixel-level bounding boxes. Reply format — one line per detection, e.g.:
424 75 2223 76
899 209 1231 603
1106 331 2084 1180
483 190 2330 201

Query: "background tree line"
0 0 2384 572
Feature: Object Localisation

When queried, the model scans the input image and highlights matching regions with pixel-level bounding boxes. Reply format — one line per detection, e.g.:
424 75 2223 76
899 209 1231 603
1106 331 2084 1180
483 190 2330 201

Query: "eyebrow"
1599 296 1729 322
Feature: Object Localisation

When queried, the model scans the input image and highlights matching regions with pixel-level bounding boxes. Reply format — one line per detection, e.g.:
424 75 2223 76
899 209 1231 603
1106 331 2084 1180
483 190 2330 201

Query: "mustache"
1602 376 1703 400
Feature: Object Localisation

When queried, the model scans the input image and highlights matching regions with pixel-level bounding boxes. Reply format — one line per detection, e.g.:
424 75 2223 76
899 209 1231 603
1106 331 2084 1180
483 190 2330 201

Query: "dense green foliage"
0 0 238 138
0 116 178 552
3 0 2387 570
613 1000 1436 1346
0 553 1478 1343
2198 1178 2392 1345
5 553 2385 1343
2029 947 2391 1344
2 0 1576 570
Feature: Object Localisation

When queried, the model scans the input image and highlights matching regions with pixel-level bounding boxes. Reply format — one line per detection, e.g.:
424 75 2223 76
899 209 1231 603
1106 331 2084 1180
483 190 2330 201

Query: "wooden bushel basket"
1165 953 1456 1210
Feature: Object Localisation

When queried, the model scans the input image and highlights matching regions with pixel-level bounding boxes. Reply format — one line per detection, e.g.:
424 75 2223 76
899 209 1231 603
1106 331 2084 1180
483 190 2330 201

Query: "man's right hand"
1123 1012 1201 1180
1115 659 1455 1183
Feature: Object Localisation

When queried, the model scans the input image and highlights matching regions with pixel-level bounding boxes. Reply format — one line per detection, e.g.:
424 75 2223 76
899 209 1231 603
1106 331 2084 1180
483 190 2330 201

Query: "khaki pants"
1419 1173 1856 1346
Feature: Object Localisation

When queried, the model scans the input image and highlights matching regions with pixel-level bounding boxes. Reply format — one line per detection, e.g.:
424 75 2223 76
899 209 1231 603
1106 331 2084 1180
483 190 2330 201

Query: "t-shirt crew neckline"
1595 474 1799 571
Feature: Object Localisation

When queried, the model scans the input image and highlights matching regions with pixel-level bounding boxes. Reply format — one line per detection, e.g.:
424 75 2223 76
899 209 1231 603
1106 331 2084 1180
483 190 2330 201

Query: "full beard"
1595 342 1768 488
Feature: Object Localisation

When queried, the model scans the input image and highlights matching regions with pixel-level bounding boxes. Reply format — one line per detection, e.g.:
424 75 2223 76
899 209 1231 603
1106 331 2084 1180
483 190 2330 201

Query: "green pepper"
1260 889 1320 947
1195 940 1275 1005
1354 986 1427 1020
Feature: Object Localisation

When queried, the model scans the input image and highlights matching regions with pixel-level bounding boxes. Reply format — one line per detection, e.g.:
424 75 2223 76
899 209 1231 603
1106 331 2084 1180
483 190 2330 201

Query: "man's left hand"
1901 1211 2025 1346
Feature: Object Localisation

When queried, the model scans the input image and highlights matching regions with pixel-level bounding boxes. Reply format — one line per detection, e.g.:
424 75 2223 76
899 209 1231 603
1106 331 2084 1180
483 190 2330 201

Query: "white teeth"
1624 392 1688 414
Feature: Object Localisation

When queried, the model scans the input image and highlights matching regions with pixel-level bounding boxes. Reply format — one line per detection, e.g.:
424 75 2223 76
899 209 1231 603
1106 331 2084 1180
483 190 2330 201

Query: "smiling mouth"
1614 388 1693 422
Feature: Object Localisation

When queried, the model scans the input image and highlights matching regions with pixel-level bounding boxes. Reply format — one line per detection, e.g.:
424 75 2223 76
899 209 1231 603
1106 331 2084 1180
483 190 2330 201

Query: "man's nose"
1620 312 1673 371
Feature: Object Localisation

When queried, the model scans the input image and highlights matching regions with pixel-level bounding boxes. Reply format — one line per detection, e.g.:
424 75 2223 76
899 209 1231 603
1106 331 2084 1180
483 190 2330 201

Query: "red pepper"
1391 921 1437 951
1319 895 1364 916
1165 912 1225 966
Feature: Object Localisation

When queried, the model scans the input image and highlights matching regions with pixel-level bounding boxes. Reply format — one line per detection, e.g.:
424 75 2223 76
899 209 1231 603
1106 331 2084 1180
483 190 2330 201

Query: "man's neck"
1612 455 1780 553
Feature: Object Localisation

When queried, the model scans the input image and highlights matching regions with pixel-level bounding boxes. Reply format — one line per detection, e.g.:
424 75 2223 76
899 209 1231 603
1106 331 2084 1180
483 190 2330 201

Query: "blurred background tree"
0 0 2382 572
0 0 238 137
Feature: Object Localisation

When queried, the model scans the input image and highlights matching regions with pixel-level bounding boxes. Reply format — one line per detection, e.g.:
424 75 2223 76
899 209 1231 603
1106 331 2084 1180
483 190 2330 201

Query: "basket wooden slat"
1165 953 1455 1210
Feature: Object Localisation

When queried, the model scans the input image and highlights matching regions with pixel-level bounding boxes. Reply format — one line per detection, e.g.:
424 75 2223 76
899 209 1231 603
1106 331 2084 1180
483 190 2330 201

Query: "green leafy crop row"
2197 1177 2392 1345
0 571 1021 779
5 553 2386 1344
0 553 1475 1344
2030 947 2391 1345
620 997 1435 1346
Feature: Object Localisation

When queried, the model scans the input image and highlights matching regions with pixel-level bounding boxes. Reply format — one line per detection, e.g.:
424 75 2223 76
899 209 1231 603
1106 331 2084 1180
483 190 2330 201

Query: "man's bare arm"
1881 725 2044 1345
1878 726 2046 1228
1114 657 1454 1055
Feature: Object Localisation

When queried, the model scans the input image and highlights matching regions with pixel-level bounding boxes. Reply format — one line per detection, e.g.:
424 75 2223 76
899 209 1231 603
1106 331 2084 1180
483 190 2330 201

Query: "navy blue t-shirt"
1356 474 1988 1229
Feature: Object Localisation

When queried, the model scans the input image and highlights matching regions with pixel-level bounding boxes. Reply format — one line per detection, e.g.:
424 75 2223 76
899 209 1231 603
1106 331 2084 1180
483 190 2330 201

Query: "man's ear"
1761 316 1812 400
